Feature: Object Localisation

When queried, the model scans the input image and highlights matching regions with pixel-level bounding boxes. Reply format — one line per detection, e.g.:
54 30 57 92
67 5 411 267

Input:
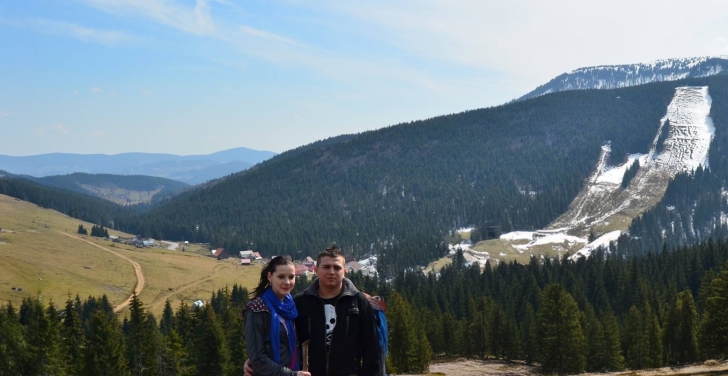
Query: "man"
246 245 381 376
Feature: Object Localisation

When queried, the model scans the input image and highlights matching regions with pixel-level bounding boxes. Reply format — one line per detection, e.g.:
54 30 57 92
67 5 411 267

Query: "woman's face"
268 263 296 300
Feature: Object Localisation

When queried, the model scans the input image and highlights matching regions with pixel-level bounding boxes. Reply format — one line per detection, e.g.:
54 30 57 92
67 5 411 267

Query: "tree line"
0 285 249 376
3 236 728 375
384 236 728 374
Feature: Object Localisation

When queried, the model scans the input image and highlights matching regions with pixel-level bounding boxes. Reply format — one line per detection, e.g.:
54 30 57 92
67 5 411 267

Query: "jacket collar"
303 277 359 298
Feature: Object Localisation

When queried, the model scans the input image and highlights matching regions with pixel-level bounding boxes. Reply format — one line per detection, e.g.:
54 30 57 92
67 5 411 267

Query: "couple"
244 245 382 376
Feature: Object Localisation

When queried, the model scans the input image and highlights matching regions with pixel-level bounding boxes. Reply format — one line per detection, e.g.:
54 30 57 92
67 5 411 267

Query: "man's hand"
244 359 253 376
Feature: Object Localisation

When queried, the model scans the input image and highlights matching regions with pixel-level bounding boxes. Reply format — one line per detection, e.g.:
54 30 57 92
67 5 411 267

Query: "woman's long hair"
250 255 294 298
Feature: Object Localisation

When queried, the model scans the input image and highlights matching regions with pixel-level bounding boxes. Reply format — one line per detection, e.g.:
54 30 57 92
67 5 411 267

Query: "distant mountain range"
519 56 728 101
0 147 277 185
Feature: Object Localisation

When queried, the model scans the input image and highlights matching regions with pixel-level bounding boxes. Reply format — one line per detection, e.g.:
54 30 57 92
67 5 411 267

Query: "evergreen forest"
3 237 728 375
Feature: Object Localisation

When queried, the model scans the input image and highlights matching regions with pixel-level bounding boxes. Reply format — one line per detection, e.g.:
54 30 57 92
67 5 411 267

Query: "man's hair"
316 244 343 267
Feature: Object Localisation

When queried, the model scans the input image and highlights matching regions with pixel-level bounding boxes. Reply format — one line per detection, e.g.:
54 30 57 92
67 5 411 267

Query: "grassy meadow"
0 194 261 316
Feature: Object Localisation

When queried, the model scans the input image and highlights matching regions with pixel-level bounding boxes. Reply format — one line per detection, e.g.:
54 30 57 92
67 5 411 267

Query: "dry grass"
0 194 261 316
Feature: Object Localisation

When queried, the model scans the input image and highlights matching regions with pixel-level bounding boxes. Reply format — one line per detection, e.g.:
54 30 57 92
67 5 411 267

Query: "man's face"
315 255 346 291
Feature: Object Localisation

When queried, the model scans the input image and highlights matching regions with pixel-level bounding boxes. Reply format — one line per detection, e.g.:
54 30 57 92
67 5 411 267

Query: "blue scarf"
261 288 299 370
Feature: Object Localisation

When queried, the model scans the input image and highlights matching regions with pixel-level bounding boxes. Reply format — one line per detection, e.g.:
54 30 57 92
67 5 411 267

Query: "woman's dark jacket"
244 297 298 376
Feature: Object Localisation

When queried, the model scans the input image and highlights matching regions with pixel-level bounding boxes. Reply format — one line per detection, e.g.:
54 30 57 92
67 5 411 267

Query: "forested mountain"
0 147 276 184
29 173 189 205
6 76 728 276
123 76 724 273
519 56 728 101
0 171 133 226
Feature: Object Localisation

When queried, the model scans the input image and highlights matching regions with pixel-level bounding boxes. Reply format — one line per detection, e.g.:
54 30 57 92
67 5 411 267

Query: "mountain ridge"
519 56 728 101
0 147 277 185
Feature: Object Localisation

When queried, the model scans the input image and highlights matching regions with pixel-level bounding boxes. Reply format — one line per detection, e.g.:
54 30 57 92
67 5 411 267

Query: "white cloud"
313 0 728 82
78 0 217 36
239 25 303 47
91 87 103 93
1 16 138 45
0 111 10 118
141 89 153 96
35 124 69 136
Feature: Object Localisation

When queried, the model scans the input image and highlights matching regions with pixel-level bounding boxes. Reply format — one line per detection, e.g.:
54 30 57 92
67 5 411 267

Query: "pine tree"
520 303 538 365
601 309 624 371
698 261 728 359
160 330 188 376
124 294 163 376
387 291 419 373
643 301 663 368
412 323 433 374
583 304 606 372
663 290 699 365
193 305 230 376
62 296 85 374
536 283 586 374
0 303 28 376
160 300 175 337
18 298 64 375
624 305 646 369
82 311 129 376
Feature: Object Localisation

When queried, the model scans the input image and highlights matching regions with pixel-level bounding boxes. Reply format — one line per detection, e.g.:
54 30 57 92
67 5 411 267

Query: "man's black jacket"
294 278 381 376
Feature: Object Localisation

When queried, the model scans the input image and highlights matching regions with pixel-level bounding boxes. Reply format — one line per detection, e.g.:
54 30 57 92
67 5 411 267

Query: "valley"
0 193 260 316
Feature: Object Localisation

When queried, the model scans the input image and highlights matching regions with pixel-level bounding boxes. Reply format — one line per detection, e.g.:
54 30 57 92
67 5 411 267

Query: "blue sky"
1 0 727 156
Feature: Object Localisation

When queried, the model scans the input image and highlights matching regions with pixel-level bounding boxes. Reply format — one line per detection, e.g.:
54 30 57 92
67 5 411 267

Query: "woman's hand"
296 372 311 376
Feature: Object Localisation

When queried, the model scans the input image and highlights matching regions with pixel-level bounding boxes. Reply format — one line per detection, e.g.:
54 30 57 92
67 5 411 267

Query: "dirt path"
160 240 179 250
58 232 145 313
400 359 728 376
149 263 229 311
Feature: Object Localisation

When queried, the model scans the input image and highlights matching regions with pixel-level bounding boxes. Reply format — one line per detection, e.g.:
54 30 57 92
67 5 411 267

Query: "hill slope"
30 173 190 205
0 193 260 316
129 77 720 273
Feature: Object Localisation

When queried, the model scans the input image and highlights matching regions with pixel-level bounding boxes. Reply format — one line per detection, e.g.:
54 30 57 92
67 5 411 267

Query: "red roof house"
212 248 229 260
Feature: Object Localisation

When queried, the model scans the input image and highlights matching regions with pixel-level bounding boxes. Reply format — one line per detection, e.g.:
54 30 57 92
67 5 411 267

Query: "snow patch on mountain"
499 231 534 241
519 56 728 101
543 86 713 258
651 86 714 172
569 230 621 260
596 154 646 185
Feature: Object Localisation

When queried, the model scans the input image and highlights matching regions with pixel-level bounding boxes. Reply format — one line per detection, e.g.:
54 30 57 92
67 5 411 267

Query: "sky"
1 0 728 156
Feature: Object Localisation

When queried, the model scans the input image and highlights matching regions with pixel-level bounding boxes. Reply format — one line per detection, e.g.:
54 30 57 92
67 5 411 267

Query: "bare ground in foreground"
399 359 728 376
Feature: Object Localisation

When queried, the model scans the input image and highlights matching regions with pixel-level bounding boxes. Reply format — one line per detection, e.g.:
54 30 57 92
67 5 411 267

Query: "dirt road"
400 359 728 376
160 241 179 250
59 232 145 312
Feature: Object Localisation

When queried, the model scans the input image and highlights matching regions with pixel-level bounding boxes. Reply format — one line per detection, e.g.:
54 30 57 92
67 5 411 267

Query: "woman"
245 256 310 376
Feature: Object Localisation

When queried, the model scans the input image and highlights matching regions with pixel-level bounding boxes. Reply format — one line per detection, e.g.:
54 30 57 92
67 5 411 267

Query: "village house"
345 261 364 273
294 264 308 276
211 248 229 260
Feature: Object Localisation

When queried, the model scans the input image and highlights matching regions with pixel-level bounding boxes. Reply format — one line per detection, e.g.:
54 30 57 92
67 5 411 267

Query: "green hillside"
125 77 714 274
0 172 128 227
32 173 189 205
